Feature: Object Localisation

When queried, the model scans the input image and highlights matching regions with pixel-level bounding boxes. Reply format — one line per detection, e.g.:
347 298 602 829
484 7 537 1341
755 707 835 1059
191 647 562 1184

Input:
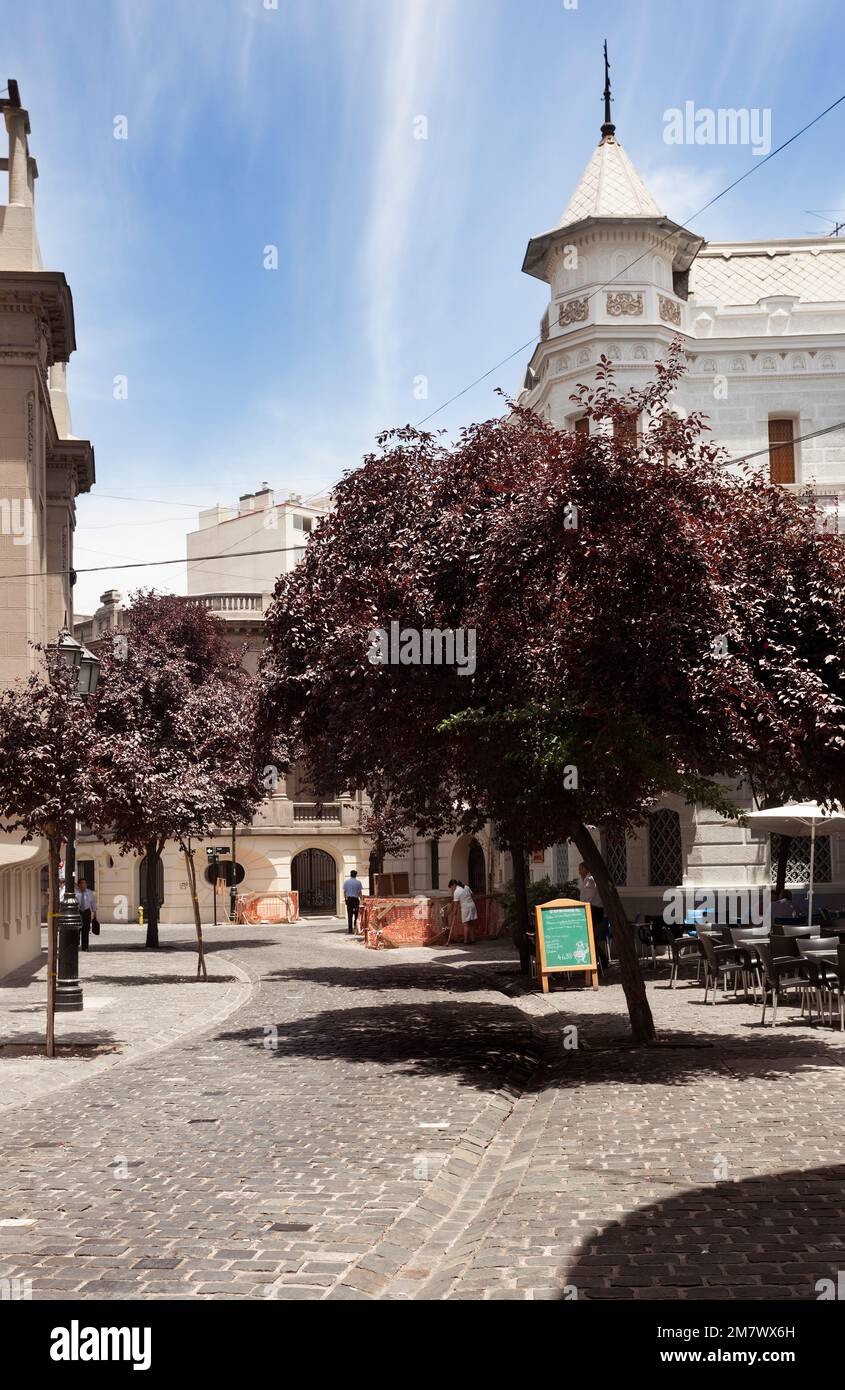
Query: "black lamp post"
50 629 101 1013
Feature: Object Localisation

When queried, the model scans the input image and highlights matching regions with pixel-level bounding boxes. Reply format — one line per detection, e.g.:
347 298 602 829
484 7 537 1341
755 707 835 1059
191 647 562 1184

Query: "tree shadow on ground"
535 1013 845 1086
217 998 538 1093
564 1162 845 1300
261 963 503 995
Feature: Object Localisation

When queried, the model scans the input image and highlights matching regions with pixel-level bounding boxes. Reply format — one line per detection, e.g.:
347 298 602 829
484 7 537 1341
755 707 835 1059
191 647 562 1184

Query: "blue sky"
5 0 845 611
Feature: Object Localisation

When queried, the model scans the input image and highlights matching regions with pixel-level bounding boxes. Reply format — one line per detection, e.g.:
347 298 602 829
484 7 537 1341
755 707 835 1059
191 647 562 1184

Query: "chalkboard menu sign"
534 898 599 993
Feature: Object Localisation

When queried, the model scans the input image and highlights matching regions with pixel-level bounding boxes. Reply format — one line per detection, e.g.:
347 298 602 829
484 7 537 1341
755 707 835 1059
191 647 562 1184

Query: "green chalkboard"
534 898 598 991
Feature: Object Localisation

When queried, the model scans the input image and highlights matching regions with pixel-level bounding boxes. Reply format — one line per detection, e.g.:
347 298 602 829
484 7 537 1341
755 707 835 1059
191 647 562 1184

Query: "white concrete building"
0 81 95 976
517 91 845 912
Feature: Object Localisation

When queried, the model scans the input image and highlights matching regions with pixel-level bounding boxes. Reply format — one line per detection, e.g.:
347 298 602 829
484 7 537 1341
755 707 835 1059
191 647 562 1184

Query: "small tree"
89 593 264 974
0 654 95 1056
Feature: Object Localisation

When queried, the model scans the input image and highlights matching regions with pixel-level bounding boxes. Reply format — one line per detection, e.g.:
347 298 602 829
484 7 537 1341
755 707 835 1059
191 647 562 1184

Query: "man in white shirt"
342 870 363 935
448 879 478 943
75 878 97 952
578 861 608 968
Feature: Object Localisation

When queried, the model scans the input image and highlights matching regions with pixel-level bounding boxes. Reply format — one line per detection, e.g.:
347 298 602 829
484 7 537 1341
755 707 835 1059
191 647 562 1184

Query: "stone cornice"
48 437 95 494
0 269 76 363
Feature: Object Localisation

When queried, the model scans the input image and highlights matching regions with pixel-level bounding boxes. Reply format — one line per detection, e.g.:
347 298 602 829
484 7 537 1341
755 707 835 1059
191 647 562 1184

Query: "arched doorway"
291 848 337 914
467 839 486 896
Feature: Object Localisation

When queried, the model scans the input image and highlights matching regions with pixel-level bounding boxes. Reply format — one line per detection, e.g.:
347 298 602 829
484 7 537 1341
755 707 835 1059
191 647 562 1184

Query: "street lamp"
50 629 101 1012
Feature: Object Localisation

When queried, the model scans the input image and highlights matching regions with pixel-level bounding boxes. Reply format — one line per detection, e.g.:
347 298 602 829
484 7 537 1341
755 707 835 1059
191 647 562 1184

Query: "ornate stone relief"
658 296 681 326
761 355 776 371
632 343 647 360
606 291 643 317
577 348 590 365
558 297 589 328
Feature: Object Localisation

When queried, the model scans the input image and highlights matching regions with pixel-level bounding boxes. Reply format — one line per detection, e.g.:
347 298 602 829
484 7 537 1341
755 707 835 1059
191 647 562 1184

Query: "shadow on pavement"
261 963 500 994
563 1162 845 1300
218 998 538 1092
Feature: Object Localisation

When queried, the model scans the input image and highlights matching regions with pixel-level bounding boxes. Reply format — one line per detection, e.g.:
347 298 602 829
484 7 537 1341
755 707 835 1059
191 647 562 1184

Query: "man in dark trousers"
75 878 97 951
342 869 363 934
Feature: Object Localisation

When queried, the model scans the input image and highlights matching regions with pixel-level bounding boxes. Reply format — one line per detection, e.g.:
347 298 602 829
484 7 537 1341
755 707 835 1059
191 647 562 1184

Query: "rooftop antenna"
600 40 615 142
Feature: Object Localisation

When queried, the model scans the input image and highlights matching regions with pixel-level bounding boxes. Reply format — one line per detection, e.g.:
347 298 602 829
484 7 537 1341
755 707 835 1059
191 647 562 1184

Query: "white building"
0 82 94 977
517 86 845 911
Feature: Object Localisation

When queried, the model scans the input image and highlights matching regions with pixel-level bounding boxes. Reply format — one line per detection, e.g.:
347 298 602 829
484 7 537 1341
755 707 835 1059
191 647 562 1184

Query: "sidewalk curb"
0 948 256 1118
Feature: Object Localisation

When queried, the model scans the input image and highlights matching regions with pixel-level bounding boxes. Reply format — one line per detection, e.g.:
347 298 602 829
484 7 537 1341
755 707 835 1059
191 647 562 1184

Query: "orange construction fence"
236 891 299 924
360 894 505 950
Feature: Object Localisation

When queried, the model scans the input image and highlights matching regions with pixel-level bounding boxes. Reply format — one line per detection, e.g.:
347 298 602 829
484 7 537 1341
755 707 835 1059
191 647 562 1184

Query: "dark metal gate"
291 849 337 913
468 840 486 896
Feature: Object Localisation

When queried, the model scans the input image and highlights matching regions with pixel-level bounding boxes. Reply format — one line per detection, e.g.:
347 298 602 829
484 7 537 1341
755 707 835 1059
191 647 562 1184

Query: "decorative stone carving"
558 297 589 328
658 295 681 326
731 357 746 372
791 354 806 370
577 348 590 365
821 353 835 369
701 358 717 373
606 343 622 361
761 355 776 371
606 291 643 317
632 343 647 361
540 310 549 342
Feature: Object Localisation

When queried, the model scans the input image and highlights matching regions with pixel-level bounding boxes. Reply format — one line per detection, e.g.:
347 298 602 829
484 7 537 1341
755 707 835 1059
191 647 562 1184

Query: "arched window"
648 809 683 886
604 824 628 886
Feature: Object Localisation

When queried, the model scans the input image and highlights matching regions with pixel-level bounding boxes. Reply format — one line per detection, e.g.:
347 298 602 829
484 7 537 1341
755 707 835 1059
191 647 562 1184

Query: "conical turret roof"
558 134 664 226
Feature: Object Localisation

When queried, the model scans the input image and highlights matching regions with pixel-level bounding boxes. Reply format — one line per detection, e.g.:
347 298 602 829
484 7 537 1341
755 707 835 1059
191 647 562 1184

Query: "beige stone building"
0 81 94 977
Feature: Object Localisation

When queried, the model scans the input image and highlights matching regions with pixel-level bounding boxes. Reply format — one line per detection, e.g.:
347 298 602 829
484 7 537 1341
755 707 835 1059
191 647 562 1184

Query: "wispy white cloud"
359 0 461 427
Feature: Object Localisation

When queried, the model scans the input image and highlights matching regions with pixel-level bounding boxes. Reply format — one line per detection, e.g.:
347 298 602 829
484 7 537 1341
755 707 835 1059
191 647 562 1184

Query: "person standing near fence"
448 879 478 944
343 869 363 935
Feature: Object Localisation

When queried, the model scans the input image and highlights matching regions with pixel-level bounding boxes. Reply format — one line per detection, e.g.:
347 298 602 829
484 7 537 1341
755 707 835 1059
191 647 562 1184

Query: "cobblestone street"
1 919 844 1301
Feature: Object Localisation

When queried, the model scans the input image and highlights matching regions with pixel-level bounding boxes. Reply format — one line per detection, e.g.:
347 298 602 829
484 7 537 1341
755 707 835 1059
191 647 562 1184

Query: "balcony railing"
784 483 845 534
293 803 342 823
191 593 266 613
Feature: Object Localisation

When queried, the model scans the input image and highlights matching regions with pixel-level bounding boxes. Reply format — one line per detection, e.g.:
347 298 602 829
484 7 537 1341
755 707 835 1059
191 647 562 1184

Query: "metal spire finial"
600 40 615 142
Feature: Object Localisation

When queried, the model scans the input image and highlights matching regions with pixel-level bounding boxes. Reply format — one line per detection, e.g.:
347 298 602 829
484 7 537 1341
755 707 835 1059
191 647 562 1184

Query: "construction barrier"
360 894 505 950
236 891 299 924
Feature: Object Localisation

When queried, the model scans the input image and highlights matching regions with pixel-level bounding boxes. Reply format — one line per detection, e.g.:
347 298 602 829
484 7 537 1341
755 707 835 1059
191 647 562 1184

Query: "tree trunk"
46 833 61 1059
144 836 161 949
774 834 791 898
180 839 207 980
511 842 531 975
571 822 657 1045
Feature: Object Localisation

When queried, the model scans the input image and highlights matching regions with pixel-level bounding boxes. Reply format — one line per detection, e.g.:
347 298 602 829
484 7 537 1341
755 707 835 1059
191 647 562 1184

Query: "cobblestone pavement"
1 920 844 1301
0 928 251 1114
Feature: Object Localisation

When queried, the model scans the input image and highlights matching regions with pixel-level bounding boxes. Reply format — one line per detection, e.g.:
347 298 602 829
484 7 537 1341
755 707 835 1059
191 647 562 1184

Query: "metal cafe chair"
797 938 840 1026
668 932 702 988
729 927 768 1002
699 932 754 1004
756 943 811 1027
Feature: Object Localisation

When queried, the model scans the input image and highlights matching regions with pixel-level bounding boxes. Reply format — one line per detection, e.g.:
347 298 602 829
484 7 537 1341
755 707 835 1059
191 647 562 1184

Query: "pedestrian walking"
448 879 478 944
342 869 363 935
75 878 98 952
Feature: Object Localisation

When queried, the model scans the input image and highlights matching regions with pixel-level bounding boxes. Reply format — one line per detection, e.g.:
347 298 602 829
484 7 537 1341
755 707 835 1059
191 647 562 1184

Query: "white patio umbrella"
744 802 845 926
